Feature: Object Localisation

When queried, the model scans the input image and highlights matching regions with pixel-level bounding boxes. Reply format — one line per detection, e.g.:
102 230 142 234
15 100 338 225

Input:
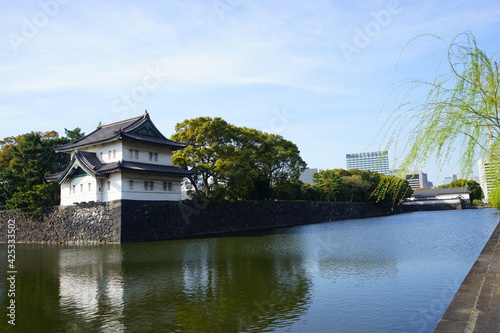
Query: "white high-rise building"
478 158 497 202
345 150 390 174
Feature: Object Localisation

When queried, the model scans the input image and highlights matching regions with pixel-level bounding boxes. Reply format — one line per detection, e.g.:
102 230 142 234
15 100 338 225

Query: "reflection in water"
58 246 124 332
0 209 498 333
119 235 312 332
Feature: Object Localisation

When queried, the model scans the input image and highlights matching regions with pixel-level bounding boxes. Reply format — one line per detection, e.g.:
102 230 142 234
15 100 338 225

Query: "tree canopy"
170 117 306 200
383 32 499 189
0 128 84 214
312 168 412 205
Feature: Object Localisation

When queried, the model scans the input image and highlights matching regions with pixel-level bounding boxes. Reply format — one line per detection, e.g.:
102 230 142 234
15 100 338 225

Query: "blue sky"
1 0 499 185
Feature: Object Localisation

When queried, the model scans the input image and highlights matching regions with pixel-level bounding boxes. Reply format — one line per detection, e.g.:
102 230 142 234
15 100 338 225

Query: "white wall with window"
99 173 122 202
122 142 172 165
78 142 123 164
121 172 181 201
61 175 99 206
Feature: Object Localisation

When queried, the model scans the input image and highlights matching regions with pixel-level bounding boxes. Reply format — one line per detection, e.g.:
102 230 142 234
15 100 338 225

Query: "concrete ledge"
433 219 500 332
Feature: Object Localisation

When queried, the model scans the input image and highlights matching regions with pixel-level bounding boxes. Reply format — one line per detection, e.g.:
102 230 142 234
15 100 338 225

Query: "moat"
1 209 498 332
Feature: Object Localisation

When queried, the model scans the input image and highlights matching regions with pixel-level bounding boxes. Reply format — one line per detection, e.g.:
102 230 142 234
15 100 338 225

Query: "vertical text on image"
6 219 17 326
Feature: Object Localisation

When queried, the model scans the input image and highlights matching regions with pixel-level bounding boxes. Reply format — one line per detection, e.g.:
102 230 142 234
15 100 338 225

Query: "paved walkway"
433 218 500 332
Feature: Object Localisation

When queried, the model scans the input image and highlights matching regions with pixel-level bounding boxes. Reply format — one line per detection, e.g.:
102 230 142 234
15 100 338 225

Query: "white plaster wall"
122 142 173 165
121 173 182 201
436 193 471 200
61 175 99 206
403 199 462 205
99 173 122 202
93 141 123 164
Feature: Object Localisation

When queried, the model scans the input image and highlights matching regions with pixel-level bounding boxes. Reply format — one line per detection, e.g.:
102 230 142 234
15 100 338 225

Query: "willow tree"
382 32 499 202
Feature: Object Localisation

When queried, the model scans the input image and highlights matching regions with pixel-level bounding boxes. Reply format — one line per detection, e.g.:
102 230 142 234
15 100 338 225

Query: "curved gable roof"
55 112 187 152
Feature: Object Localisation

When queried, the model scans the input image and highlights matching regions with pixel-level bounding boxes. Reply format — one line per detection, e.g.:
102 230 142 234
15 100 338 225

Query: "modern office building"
345 150 390 174
478 158 497 202
403 170 430 190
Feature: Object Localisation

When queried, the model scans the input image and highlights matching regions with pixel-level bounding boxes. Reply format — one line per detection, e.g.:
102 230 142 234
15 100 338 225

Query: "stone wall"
401 201 464 211
0 201 121 244
0 200 392 244
120 200 392 243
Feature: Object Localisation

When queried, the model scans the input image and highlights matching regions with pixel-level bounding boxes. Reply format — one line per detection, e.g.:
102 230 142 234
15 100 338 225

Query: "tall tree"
171 117 306 200
0 128 84 213
1 132 58 213
313 168 384 203
383 32 499 195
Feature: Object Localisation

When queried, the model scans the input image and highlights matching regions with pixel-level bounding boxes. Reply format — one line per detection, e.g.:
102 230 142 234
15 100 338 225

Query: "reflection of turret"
115 232 313 332
58 245 125 332
174 234 312 332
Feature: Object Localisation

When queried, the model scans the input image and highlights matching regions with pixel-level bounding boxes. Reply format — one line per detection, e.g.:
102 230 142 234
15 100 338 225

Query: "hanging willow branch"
382 31 500 181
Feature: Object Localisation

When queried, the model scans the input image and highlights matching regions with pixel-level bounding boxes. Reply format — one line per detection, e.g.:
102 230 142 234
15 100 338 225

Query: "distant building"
46 112 193 206
345 150 390 174
478 158 498 202
403 187 471 209
442 175 457 185
404 170 430 190
299 168 318 184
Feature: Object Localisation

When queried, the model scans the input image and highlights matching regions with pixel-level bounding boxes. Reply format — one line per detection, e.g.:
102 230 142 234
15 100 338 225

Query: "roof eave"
55 135 122 153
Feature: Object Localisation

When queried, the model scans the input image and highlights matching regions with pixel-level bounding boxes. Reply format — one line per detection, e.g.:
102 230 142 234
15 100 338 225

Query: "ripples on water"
0 209 498 332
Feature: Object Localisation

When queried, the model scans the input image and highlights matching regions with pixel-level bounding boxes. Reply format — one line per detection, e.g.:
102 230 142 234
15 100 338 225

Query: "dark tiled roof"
121 132 186 149
413 187 470 198
45 171 64 182
78 150 103 171
47 150 193 183
104 161 194 176
55 113 187 152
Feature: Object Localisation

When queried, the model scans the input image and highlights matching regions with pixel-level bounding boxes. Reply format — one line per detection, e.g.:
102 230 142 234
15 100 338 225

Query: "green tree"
0 128 83 213
383 32 499 199
312 169 343 202
64 127 85 141
313 168 383 203
1 132 58 214
171 117 306 200
438 179 483 201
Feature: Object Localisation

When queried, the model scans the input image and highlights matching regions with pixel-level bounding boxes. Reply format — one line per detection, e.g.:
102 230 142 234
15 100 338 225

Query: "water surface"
0 209 498 332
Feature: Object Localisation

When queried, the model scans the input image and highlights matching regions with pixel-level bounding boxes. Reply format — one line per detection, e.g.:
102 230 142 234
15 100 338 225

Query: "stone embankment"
0 200 392 244
433 219 500 332
0 202 121 244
